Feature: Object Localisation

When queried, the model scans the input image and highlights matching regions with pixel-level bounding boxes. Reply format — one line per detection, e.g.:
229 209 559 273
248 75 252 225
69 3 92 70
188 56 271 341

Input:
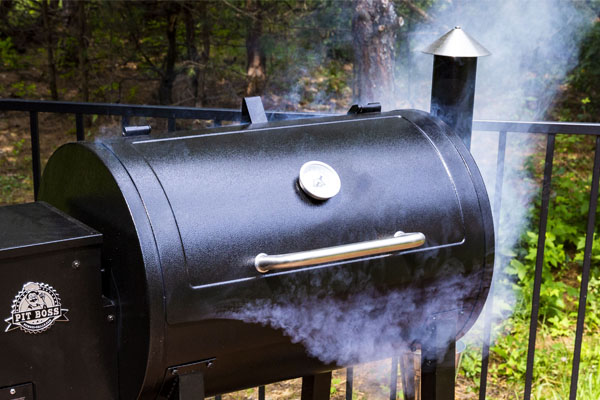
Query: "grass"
0 173 31 204
460 328 600 400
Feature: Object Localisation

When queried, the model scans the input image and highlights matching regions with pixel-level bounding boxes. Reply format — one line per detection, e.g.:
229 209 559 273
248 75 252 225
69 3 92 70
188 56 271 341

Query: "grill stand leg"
167 360 215 400
301 372 332 400
176 371 205 400
400 347 420 400
420 316 456 400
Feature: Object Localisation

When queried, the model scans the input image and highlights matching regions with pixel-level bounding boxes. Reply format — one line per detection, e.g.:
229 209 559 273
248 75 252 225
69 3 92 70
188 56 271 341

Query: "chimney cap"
422 26 491 57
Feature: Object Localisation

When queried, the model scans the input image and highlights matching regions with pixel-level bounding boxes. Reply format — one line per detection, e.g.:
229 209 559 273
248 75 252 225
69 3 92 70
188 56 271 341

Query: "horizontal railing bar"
474 120 600 135
2 99 599 135
0 99 329 121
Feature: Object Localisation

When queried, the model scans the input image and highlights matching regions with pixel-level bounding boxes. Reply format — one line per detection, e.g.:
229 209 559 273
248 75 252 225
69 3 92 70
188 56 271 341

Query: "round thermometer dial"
298 161 341 200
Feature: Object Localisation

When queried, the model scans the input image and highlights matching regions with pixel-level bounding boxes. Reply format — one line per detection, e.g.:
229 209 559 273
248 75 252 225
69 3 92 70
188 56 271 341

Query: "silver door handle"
255 231 426 273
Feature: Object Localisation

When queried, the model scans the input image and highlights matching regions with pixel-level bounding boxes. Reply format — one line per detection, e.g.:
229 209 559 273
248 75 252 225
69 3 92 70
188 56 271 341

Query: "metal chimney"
423 26 490 149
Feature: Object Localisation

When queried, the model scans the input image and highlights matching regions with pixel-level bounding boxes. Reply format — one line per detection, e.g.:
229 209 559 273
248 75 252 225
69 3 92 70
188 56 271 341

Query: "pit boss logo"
4 282 69 334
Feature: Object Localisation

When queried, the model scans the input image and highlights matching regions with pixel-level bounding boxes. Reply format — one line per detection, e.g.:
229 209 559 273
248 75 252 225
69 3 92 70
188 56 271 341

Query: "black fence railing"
1 99 599 400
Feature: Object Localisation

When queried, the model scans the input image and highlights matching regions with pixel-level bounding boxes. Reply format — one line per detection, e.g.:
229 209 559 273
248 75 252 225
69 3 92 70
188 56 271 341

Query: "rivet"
10 388 16 395
72 260 81 269
171 369 178 375
207 361 214 368
107 314 115 322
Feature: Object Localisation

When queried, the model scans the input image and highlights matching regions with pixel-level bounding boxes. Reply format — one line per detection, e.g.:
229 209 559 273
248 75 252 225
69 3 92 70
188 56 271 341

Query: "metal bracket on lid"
122 125 152 137
241 96 268 124
347 102 381 115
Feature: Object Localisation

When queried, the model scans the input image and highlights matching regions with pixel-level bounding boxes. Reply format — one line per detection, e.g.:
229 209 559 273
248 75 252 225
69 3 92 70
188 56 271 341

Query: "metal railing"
471 121 600 400
1 99 599 400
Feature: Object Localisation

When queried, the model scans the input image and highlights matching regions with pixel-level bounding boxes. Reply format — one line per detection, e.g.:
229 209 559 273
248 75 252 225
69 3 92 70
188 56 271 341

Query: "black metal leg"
345 367 353 400
390 357 398 400
421 315 456 400
421 340 455 400
301 372 332 400
176 371 205 400
400 348 419 400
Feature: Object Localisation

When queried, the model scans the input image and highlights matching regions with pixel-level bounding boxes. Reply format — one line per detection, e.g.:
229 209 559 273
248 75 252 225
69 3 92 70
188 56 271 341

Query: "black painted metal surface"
4 95 599 398
430 56 478 149
0 202 116 399
36 109 494 398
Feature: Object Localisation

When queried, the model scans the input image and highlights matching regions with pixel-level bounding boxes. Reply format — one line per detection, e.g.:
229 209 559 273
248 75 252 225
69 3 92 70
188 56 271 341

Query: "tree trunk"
40 0 58 100
184 1 210 107
158 7 178 105
77 0 89 103
352 0 399 109
184 2 200 106
199 1 211 106
0 0 15 37
245 0 266 97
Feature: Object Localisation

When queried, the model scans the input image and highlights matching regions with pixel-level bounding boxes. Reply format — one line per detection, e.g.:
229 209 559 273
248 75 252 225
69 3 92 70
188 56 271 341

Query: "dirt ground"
218 358 480 400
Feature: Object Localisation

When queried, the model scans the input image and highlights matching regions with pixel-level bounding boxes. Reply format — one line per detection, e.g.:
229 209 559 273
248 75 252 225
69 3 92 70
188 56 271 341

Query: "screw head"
72 260 81 269
10 388 16 395
107 314 115 322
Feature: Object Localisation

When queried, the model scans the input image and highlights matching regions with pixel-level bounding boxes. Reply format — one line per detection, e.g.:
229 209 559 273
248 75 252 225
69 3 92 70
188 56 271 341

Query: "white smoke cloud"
394 0 594 346
224 272 474 366
223 0 595 367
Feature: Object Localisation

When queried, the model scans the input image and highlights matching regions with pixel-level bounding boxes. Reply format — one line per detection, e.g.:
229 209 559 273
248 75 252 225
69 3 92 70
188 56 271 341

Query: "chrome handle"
255 231 426 273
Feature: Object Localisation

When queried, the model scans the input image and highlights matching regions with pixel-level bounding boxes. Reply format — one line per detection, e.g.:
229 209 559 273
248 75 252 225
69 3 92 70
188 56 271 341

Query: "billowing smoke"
394 0 594 345
224 271 473 366
224 0 594 366
395 0 591 119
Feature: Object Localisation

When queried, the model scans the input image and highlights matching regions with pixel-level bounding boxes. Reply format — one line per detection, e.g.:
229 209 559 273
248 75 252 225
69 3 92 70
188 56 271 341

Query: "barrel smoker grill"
0 28 494 400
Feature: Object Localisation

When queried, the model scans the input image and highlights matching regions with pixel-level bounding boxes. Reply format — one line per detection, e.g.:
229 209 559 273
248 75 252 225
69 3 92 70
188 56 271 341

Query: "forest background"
1 0 600 399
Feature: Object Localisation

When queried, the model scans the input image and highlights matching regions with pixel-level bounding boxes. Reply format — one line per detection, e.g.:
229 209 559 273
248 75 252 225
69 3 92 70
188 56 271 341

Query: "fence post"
568 136 600 400
75 113 85 141
29 111 40 200
523 133 556 400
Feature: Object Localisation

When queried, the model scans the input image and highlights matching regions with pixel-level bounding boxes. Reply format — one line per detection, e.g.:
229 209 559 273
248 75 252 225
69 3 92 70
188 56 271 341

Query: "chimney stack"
423 27 490 150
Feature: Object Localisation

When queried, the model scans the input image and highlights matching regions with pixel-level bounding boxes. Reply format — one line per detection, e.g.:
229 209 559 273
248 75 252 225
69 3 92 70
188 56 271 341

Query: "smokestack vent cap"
422 26 490 57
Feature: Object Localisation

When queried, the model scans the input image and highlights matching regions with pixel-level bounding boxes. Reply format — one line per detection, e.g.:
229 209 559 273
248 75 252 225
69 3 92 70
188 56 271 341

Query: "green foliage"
0 174 30 204
555 21 600 121
10 81 37 98
459 131 600 398
330 377 341 394
0 37 19 69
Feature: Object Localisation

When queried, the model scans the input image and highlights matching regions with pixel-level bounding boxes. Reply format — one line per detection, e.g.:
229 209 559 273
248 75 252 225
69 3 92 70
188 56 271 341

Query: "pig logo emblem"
4 282 69 334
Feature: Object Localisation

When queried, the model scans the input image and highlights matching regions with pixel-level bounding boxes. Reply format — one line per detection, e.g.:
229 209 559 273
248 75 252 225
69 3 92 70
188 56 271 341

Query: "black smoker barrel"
28 108 494 399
